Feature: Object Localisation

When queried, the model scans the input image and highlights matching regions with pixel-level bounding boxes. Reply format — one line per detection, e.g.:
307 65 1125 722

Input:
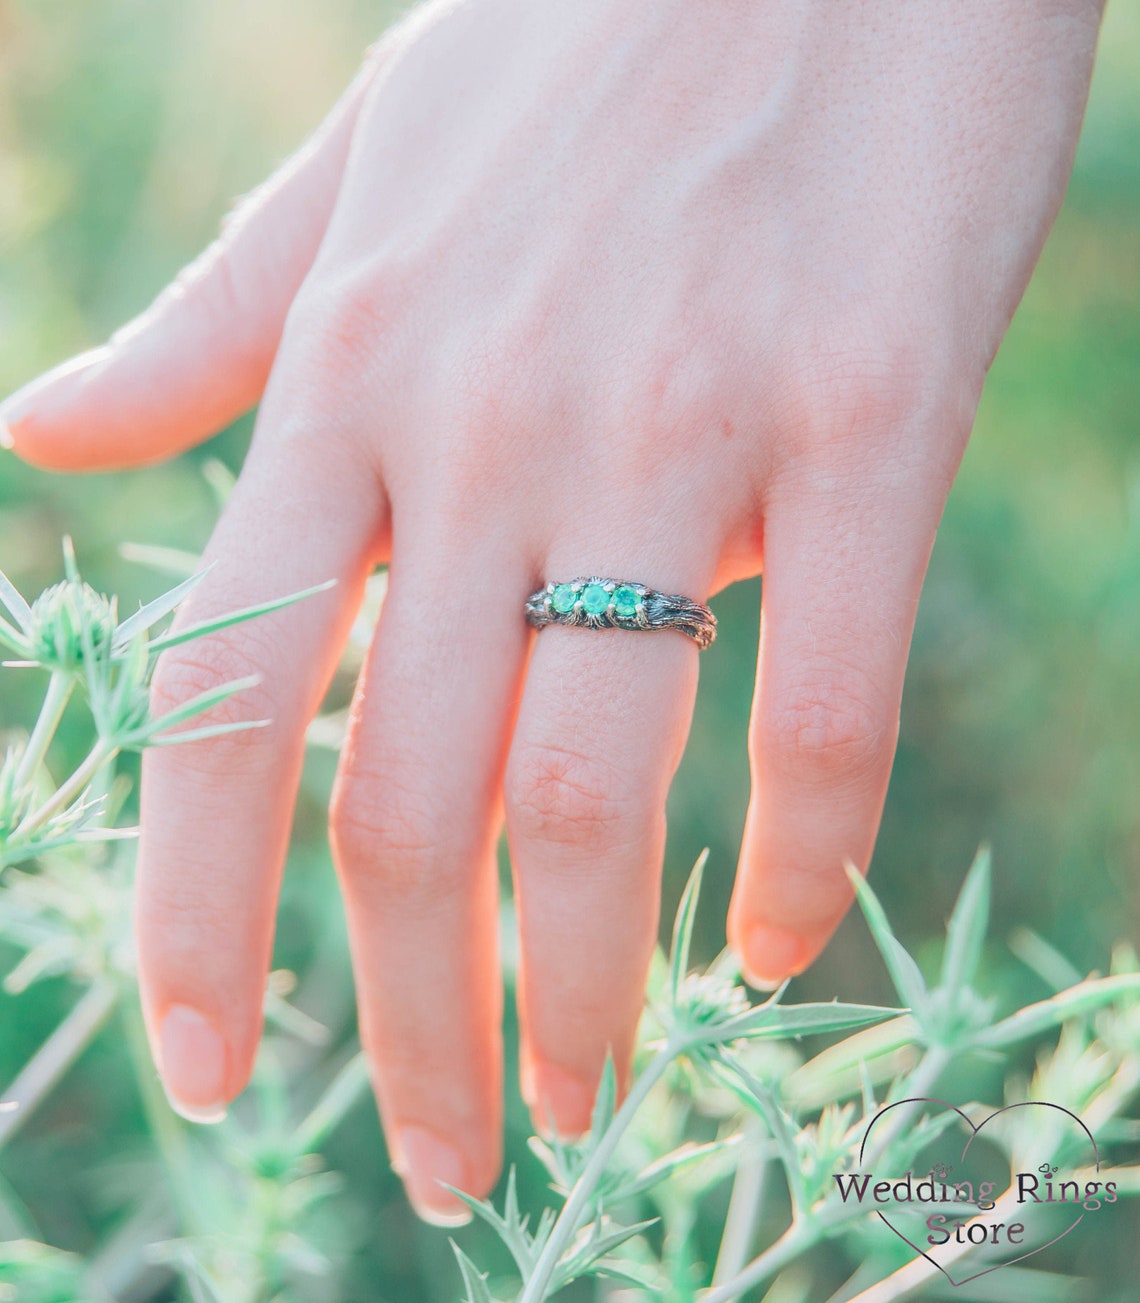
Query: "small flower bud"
29 581 117 671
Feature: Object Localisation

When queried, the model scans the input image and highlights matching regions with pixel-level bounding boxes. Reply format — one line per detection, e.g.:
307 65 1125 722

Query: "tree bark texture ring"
524 578 717 651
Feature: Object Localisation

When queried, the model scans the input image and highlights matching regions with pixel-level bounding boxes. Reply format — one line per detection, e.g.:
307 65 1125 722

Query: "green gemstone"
551 584 577 614
613 585 640 617
581 583 610 615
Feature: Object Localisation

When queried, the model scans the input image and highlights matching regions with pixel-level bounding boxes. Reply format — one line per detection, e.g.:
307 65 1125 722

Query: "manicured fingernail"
521 1057 596 1141
0 421 12 450
158 1005 228 1124
391 1124 472 1226
741 924 810 990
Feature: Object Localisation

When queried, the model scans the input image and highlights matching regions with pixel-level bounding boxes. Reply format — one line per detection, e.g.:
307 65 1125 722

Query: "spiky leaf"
0 568 32 631
112 569 210 648
845 863 929 1016
589 1054 617 1143
976 974 1140 1049
711 1001 904 1044
940 845 991 993
452 1245 495 1303
146 580 336 653
670 848 709 1002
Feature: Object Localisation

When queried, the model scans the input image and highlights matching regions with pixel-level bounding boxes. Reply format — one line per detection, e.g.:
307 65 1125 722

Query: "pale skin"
1 0 1104 1224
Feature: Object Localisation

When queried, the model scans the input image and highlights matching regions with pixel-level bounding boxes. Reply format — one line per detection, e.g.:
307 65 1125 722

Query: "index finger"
138 418 382 1121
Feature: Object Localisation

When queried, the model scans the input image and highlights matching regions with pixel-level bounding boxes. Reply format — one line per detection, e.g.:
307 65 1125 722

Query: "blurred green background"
1 0 1137 1298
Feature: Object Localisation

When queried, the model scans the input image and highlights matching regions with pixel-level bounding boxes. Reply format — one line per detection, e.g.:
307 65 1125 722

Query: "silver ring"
525 577 717 650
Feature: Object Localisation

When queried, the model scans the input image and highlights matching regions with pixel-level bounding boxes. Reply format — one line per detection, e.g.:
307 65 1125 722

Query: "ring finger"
505 526 722 1139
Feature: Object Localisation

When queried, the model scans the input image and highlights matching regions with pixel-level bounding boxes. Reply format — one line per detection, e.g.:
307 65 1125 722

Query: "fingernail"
158 1005 228 1124
0 347 108 428
390 1124 472 1227
521 1057 596 1142
741 924 810 990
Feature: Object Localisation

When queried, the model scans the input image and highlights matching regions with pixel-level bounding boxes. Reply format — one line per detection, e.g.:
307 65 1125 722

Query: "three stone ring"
524 577 717 651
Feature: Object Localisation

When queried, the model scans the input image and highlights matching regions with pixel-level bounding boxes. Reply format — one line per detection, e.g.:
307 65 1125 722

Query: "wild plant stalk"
1 545 368 1300
3 548 1140 1303
453 849 1140 1303
0 976 117 1147
710 1119 766 1286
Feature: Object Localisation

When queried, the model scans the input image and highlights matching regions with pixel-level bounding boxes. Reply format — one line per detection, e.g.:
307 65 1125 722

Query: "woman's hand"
1 0 1102 1223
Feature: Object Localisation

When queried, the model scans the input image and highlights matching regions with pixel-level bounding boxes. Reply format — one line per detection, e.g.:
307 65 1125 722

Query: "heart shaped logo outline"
856 1097 1100 1287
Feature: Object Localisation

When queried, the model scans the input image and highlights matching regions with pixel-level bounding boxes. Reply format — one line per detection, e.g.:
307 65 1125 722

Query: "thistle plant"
0 541 362 1301
1 544 1139 1302
0 540 330 875
449 850 1140 1303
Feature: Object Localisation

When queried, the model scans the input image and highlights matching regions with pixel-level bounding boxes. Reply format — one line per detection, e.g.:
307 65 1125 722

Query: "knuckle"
330 763 461 905
603 339 737 482
757 684 893 788
149 635 281 762
289 263 417 393
506 742 636 852
774 320 931 462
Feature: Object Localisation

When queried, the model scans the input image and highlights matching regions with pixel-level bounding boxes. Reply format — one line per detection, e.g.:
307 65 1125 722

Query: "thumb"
1 48 386 472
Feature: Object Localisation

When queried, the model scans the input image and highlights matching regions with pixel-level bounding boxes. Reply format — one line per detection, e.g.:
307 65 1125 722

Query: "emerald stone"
613 585 640 617
581 583 610 615
552 584 577 614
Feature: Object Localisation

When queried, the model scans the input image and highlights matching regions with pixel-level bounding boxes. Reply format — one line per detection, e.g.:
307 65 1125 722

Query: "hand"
1 0 1102 1224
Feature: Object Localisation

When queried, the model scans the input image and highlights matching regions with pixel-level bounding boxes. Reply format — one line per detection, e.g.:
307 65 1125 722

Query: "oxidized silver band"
525 577 717 651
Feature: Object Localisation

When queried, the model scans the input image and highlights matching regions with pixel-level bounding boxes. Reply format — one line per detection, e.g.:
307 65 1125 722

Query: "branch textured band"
525 578 717 651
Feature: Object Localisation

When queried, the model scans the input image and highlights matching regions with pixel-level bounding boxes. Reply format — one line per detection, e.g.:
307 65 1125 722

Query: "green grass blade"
940 845 991 992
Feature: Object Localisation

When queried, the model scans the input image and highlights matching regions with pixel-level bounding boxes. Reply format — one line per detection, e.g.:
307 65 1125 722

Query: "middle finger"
505 528 720 1139
330 507 533 1224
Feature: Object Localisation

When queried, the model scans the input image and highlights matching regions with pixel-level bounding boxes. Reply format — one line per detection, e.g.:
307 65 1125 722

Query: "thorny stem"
702 1216 817 1303
861 1043 953 1172
711 1119 768 1286
294 1051 372 1155
121 996 210 1238
844 1185 1024 1303
12 737 114 841
0 976 119 1148
703 1190 947 1303
704 1043 953 1303
519 1038 680 1303
14 671 73 788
